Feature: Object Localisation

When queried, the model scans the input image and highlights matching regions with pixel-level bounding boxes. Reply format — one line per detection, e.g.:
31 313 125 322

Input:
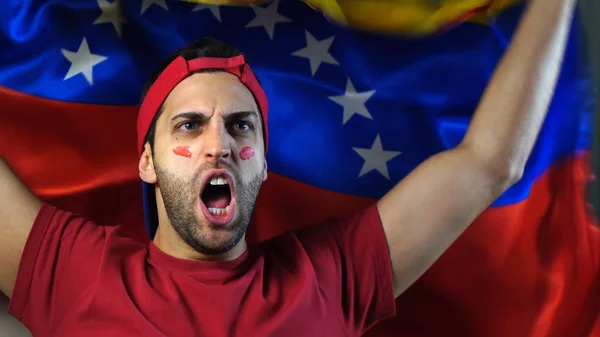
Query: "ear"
262 159 268 182
139 143 157 184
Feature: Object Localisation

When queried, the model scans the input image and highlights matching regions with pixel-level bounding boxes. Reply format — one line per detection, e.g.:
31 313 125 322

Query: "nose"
201 121 231 162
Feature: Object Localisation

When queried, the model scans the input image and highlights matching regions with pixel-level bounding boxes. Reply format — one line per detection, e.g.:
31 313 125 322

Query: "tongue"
205 195 229 209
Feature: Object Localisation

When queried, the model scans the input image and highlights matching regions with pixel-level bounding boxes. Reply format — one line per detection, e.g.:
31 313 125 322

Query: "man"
0 0 578 336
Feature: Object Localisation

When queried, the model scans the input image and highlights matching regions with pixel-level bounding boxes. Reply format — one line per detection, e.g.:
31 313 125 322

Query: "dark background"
580 0 600 221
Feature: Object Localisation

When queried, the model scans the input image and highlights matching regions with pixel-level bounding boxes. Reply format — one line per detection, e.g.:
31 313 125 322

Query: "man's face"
142 71 267 256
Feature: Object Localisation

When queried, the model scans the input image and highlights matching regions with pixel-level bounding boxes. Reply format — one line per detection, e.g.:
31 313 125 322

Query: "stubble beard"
155 163 263 256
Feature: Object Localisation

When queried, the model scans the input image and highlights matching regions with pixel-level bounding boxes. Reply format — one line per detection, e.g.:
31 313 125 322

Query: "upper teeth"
209 177 228 186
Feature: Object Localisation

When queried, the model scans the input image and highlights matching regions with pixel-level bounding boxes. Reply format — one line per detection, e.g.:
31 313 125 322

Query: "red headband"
137 55 269 155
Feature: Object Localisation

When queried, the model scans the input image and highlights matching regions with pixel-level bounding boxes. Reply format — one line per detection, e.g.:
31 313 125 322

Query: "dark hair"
140 37 244 153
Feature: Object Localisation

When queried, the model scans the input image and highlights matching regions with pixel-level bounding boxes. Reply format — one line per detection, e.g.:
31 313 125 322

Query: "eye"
177 121 199 132
231 121 251 132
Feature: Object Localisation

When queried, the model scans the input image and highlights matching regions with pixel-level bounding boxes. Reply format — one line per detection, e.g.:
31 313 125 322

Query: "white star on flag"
353 135 401 180
93 0 126 37
61 37 108 86
329 79 376 124
292 30 338 76
245 0 291 40
141 0 168 15
192 4 221 22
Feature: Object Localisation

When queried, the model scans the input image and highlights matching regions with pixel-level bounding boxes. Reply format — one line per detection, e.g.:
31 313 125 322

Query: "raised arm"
0 157 42 297
378 0 579 297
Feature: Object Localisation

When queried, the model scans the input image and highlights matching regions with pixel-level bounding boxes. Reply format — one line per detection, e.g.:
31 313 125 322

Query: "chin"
185 218 246 255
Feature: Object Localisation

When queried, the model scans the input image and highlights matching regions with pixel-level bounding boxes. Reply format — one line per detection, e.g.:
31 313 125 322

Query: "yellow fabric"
182 0 522 35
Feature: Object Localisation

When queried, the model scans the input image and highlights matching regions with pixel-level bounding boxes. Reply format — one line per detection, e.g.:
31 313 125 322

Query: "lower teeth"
208 205 230 216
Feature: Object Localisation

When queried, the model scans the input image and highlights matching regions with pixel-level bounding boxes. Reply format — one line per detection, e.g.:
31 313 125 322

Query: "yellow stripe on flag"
182 0 522 35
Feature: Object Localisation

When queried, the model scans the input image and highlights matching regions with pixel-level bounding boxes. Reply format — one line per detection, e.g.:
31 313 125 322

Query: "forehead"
162 71 259 116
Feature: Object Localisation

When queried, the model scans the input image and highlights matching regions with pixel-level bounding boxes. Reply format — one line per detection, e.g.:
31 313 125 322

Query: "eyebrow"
170 111 260 123
171 112 208 123
224 110 260 123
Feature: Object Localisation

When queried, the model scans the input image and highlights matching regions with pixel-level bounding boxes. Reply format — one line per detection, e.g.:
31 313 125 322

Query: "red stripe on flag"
0 86 147 240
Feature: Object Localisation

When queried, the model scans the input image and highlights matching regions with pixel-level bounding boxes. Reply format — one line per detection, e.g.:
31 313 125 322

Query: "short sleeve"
8 202 107 331
295 203 396 336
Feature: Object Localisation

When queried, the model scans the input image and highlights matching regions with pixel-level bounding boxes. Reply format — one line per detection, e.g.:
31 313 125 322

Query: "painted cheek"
173 146 192 158
240 146 255 160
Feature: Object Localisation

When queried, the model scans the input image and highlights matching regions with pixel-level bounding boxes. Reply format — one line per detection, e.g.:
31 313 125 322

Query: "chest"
50 264 346 337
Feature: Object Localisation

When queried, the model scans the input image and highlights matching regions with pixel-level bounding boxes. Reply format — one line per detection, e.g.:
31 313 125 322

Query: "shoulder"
8 201 147 327
33 202 147 249
257 202 383 270
255 203 395 333
294 203 383 245
262 202 381 245
16 201 147 278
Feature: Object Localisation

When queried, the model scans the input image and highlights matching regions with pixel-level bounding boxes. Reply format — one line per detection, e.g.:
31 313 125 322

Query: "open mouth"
199 171 236 225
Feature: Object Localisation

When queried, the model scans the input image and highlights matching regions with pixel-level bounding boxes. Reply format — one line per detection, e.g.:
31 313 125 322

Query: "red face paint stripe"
173 146 192 158
240 146 255 160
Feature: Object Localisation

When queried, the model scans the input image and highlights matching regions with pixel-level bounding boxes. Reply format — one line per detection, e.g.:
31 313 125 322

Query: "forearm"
461 0 578 177
0 157 41 297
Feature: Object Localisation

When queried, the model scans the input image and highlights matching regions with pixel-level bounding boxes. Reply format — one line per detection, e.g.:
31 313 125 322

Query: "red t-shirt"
9 202 396 336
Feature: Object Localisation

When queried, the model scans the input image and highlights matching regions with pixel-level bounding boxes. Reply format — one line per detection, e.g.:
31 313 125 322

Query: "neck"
152 224 248 262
